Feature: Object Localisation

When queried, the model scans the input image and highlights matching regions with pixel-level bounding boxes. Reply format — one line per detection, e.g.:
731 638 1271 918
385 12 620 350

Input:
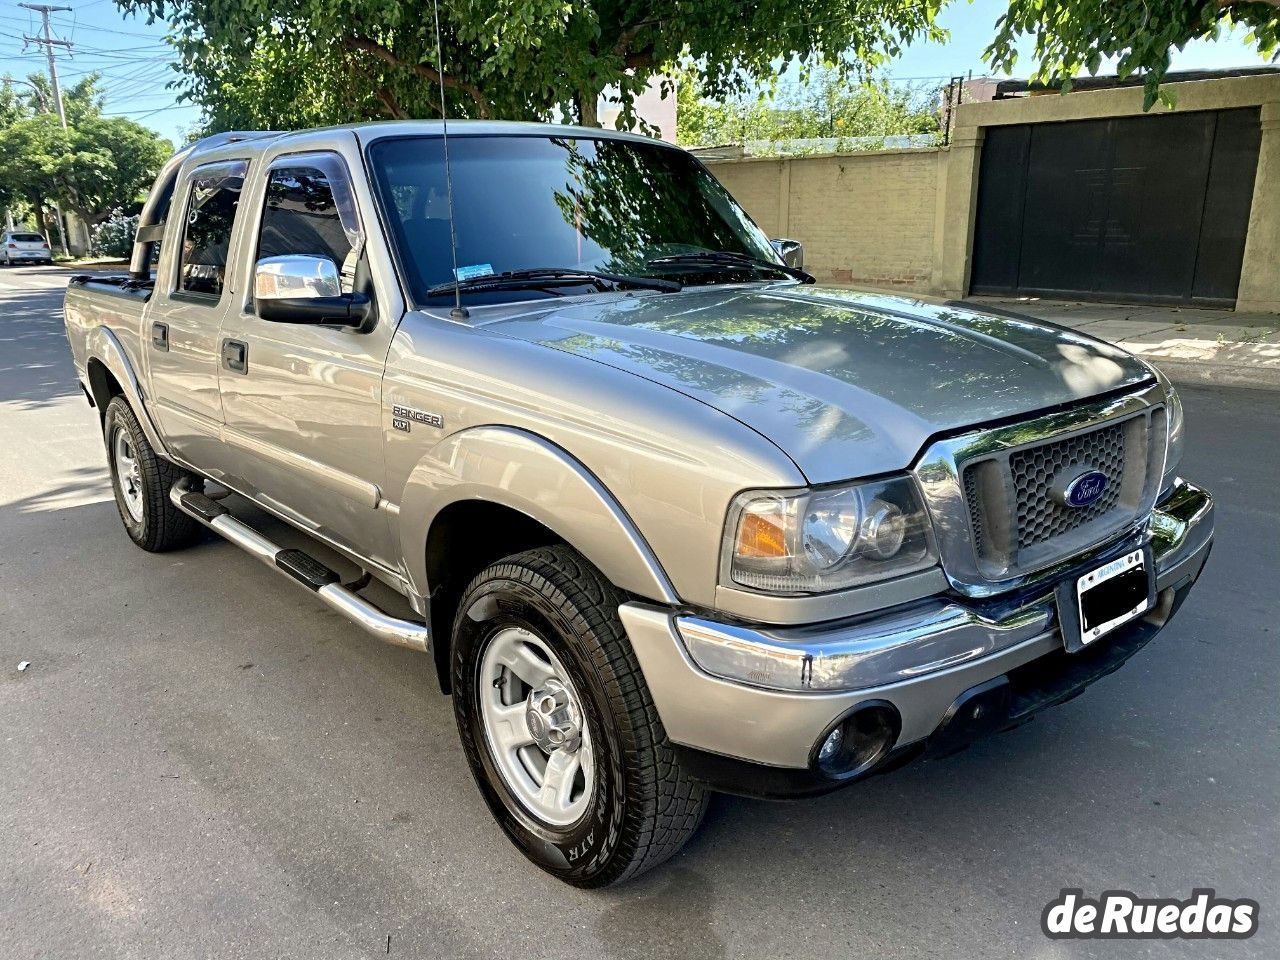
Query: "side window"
177 160 248 299
258 160 363 292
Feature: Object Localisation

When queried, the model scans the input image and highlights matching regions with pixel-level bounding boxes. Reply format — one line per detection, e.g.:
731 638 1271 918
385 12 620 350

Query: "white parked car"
2 231 53 265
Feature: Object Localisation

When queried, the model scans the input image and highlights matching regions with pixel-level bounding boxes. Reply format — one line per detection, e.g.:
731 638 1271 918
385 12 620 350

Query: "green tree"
0 73 171 239
57 114 172 227
0 111 65 238
119 0 945 129
676 68 940 150
988 0 1280 109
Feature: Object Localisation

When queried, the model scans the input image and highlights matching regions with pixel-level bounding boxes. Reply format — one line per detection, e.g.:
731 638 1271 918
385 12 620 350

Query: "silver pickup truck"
64 121 1213 887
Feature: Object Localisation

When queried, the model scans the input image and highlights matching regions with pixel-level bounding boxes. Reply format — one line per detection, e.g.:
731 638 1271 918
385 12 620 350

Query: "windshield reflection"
368 134 779 304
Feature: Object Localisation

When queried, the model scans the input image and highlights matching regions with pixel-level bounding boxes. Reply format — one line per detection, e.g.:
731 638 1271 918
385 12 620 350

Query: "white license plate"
1075 550 1151 646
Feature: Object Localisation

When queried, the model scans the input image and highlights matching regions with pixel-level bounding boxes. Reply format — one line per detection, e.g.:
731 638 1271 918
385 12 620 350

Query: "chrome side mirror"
254 254 342 300
253 254 370 327
771 238 804 270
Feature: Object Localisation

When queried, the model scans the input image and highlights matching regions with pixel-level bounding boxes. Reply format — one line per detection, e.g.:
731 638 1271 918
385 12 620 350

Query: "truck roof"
183 120 670 163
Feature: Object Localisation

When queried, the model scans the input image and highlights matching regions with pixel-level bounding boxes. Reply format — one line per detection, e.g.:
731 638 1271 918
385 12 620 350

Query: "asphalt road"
1 264 1276 959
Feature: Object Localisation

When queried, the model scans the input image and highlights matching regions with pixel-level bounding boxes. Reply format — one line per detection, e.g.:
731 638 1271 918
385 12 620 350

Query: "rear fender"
85 325 170 458
398 426 678 605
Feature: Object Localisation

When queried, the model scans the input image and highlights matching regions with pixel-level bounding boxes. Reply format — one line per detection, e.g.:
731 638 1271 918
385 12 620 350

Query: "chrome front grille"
958 408 1165 580
913 384 1170 592
1007 421 1125 548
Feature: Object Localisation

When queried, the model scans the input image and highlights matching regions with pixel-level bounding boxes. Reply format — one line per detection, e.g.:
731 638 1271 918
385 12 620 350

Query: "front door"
215 151 398 569
146 159 248 467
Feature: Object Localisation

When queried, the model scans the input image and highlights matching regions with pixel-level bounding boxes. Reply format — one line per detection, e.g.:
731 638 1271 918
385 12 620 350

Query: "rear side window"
177 160 248 299
257 157 363 291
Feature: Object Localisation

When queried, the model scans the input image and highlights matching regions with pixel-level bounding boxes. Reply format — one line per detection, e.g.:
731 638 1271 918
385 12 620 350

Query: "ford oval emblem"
1062 469 1108 508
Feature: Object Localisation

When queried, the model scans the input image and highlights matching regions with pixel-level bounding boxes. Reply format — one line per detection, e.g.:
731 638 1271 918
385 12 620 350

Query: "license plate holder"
1057 548 1154 652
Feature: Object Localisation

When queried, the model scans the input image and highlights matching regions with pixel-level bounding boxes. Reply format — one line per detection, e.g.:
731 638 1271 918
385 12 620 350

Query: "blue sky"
0 0 1275 144
891 0 1274 81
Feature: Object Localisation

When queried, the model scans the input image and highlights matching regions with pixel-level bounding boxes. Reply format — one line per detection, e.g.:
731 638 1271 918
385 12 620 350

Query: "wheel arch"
84 326 170 457
399 426 680 693
85 355 123 419
423 500 567 691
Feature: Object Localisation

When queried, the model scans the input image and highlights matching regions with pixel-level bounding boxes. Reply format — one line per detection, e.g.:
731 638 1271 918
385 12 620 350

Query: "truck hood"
484 285 1153 483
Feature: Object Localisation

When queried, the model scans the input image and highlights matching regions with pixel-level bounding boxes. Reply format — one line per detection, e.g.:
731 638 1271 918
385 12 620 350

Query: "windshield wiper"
647 251 815 284
425 267 681 299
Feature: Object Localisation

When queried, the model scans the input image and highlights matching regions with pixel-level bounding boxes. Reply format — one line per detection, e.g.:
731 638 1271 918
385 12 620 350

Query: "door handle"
151 321 169 351
221 338 248 374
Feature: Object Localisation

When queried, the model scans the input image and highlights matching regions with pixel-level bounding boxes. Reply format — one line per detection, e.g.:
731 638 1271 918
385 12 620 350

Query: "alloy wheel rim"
113 428 145 523
478 625 594 827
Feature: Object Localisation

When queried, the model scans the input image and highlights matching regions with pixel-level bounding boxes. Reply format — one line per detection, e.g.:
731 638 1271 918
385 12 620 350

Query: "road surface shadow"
0 285 84 408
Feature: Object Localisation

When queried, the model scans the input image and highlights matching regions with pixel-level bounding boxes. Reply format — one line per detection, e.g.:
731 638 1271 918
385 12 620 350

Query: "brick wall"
706 148 944 292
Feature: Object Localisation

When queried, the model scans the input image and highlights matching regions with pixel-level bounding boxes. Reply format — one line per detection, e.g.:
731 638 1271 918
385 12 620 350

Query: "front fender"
398 426 679 605
85 325 170 458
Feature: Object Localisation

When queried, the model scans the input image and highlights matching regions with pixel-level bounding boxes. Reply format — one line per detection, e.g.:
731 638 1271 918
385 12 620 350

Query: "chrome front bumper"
621 478 1213 773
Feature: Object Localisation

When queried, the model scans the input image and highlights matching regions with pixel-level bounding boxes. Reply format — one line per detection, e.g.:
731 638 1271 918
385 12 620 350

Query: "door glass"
177 160 248 298
258 161 363 292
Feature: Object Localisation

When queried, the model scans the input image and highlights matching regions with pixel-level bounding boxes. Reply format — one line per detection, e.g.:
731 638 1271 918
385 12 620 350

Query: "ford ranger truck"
63 122 1214 888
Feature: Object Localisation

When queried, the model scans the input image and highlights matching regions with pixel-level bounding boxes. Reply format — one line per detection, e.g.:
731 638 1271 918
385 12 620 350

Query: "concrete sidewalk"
963 296 1280 389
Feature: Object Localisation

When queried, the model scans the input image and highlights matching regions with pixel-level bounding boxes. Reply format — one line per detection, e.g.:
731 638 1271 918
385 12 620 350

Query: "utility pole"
19 3 73 256
2 76 14 231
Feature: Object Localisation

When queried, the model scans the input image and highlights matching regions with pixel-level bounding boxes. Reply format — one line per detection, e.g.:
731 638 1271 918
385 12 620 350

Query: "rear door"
215 146 400 568
145 158 249 467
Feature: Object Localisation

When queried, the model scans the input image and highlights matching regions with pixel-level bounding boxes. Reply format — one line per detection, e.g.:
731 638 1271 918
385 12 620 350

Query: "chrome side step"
170 480 430 652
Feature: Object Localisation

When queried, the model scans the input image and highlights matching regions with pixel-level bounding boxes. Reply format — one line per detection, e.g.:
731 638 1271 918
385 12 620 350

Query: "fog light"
812 701 901 780
817 727 843 763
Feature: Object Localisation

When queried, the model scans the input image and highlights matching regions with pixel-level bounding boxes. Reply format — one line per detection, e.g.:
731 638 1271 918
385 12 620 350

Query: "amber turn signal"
737 511 787 558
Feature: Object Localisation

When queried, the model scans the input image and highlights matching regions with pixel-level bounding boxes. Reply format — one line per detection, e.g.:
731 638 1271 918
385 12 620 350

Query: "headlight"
722 475 938 594
1162 382 1185 494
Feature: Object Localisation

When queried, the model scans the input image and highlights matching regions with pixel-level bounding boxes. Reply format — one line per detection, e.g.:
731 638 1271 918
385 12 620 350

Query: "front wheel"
103 396 203 552
452 546 707 887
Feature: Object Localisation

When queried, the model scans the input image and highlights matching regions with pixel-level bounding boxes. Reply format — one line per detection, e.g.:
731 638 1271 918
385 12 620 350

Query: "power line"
102 101 189 118
50 14 173 39
17 4 72 128
15 3 73 254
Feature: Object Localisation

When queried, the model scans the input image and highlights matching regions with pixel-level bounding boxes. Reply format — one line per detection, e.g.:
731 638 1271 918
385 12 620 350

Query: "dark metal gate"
970 108 1261 306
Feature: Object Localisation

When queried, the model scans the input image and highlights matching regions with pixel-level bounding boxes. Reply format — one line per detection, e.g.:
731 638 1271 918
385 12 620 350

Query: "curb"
950 300 1280 392
1121 349 1280 391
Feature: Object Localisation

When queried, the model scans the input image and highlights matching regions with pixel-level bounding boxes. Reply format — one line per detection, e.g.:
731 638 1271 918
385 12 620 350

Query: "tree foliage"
133 0 1280 135
0 75 171 237
119 0 945 130
676 67 941 150
988 0 1280 109
92 210 142 258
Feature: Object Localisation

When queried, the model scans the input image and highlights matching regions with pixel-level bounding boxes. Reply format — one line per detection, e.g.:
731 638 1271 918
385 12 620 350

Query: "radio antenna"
431 0 468 320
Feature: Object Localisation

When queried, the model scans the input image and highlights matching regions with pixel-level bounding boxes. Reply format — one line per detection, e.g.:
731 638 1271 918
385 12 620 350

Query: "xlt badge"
392 405 445 432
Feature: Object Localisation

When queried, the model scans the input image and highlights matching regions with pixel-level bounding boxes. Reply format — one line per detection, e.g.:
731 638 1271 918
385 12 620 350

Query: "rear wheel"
103 396 202 552
452 545 707 887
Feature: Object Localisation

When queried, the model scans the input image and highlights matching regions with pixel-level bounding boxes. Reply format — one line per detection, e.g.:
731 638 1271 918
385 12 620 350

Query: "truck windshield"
367 134 781 305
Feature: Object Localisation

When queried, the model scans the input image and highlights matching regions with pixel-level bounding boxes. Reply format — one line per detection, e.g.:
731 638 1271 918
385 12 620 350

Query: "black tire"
103 395 203 552
452 545 707 887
